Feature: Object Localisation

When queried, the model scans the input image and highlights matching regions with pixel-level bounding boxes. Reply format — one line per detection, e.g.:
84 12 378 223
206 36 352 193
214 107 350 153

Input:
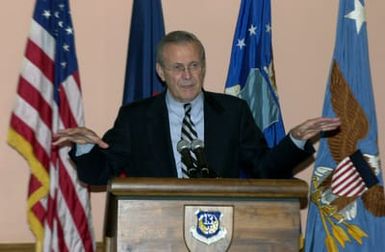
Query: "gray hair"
156 30 206 67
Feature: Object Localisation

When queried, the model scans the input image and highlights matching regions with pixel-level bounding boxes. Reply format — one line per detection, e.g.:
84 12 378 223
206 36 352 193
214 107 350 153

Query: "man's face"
156 42 205 103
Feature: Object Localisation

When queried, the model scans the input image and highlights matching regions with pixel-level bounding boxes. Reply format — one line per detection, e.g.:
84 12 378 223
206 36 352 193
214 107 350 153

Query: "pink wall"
1 0 384 242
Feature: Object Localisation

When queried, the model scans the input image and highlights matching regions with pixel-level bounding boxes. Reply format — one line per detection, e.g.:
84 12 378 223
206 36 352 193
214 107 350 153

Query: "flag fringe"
7 128 49 247
7 128 50 188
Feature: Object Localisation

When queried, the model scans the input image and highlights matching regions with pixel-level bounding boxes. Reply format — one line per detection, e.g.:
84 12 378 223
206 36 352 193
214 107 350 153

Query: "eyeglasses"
163 62 202 74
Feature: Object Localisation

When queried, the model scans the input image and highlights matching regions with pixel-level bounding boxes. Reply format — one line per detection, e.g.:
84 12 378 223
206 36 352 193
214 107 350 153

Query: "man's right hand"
53 127 109 149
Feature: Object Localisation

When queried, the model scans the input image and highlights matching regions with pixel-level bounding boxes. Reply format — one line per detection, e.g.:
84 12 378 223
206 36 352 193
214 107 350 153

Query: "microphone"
177 139 198 178
191 139 217 178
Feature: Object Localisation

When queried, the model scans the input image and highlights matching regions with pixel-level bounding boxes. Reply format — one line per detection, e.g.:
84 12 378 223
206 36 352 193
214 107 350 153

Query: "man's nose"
181 67 192 79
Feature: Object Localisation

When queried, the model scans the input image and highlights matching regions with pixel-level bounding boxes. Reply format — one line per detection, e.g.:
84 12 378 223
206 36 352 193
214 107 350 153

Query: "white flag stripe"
343 181 366 197
39 194 48 210
61 75 84 126
56 106 90 213
333 158 353 176
57 113 95 251
332 163 356 185
332 170 361 191
333 160 352 176
52 102 60 134
334 176 364 196
43 222 56 252
13 96 52 154
30 19 55 60
21 57 54 106
59 146 91 210
346 183 367 197
56 189 86 252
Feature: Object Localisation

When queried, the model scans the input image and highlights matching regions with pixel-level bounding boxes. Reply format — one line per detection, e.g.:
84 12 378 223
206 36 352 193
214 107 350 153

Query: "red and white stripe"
8 11 94 252
331 156 368 197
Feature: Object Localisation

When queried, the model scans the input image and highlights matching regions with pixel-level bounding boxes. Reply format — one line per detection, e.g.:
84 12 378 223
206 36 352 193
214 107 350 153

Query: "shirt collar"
165 90 204 117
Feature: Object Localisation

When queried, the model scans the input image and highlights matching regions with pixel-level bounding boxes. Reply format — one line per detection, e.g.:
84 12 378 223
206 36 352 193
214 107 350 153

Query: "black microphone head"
191 139 204 150
177 139 198 178
177 139 190 153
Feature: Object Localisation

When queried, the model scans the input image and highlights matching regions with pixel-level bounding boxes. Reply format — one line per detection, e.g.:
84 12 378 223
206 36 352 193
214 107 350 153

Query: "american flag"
7 0 95 251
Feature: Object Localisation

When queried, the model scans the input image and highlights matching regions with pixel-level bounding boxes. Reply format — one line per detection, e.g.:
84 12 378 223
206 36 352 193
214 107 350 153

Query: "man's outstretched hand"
53 127 109 149
290 117 341 141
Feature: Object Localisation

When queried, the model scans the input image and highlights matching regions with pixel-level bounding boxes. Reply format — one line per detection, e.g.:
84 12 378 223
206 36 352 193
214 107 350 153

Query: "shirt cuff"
289 134 306 150
75 143 94 156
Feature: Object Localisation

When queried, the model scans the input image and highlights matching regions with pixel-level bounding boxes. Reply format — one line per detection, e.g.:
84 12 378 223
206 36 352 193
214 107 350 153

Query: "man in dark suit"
53 31 340 185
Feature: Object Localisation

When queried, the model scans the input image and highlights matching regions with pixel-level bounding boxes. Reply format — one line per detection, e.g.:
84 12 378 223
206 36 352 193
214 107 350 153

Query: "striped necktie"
181 103 198 142
181 103 198 178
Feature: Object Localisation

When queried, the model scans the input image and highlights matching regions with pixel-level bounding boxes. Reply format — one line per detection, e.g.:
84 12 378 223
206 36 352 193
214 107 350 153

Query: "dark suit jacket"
71 91 314 185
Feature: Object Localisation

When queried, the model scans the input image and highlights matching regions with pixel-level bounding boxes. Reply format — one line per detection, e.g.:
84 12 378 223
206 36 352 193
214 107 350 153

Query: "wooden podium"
103 178 308 252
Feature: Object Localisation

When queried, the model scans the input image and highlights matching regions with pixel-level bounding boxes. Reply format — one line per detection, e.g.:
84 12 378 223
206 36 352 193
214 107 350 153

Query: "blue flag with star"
122 0 165 105
305 0 385 251
225 0 285 150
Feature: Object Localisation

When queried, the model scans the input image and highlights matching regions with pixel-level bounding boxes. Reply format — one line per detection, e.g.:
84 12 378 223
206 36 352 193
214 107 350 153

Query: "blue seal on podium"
190 210 227 245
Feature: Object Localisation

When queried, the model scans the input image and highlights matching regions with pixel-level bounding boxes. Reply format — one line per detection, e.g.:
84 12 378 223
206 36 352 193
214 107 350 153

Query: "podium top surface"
108 177 308 200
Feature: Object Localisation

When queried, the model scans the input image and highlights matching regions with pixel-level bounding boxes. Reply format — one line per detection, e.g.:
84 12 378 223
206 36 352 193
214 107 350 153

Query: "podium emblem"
184 206 233 251
191 210 226 244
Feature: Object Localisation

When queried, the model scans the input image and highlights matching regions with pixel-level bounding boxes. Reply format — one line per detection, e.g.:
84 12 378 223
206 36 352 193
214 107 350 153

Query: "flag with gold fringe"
8 0 95 251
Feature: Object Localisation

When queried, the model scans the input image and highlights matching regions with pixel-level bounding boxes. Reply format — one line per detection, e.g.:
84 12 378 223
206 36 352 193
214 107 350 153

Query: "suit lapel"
145 93 177 176
204 92 226 175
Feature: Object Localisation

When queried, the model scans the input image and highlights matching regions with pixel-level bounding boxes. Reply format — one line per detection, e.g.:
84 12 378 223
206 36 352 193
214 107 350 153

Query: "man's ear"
156 63 165 82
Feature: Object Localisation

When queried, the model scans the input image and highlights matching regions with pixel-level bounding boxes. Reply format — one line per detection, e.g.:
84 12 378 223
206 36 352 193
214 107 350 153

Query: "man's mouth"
179 82 195 88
